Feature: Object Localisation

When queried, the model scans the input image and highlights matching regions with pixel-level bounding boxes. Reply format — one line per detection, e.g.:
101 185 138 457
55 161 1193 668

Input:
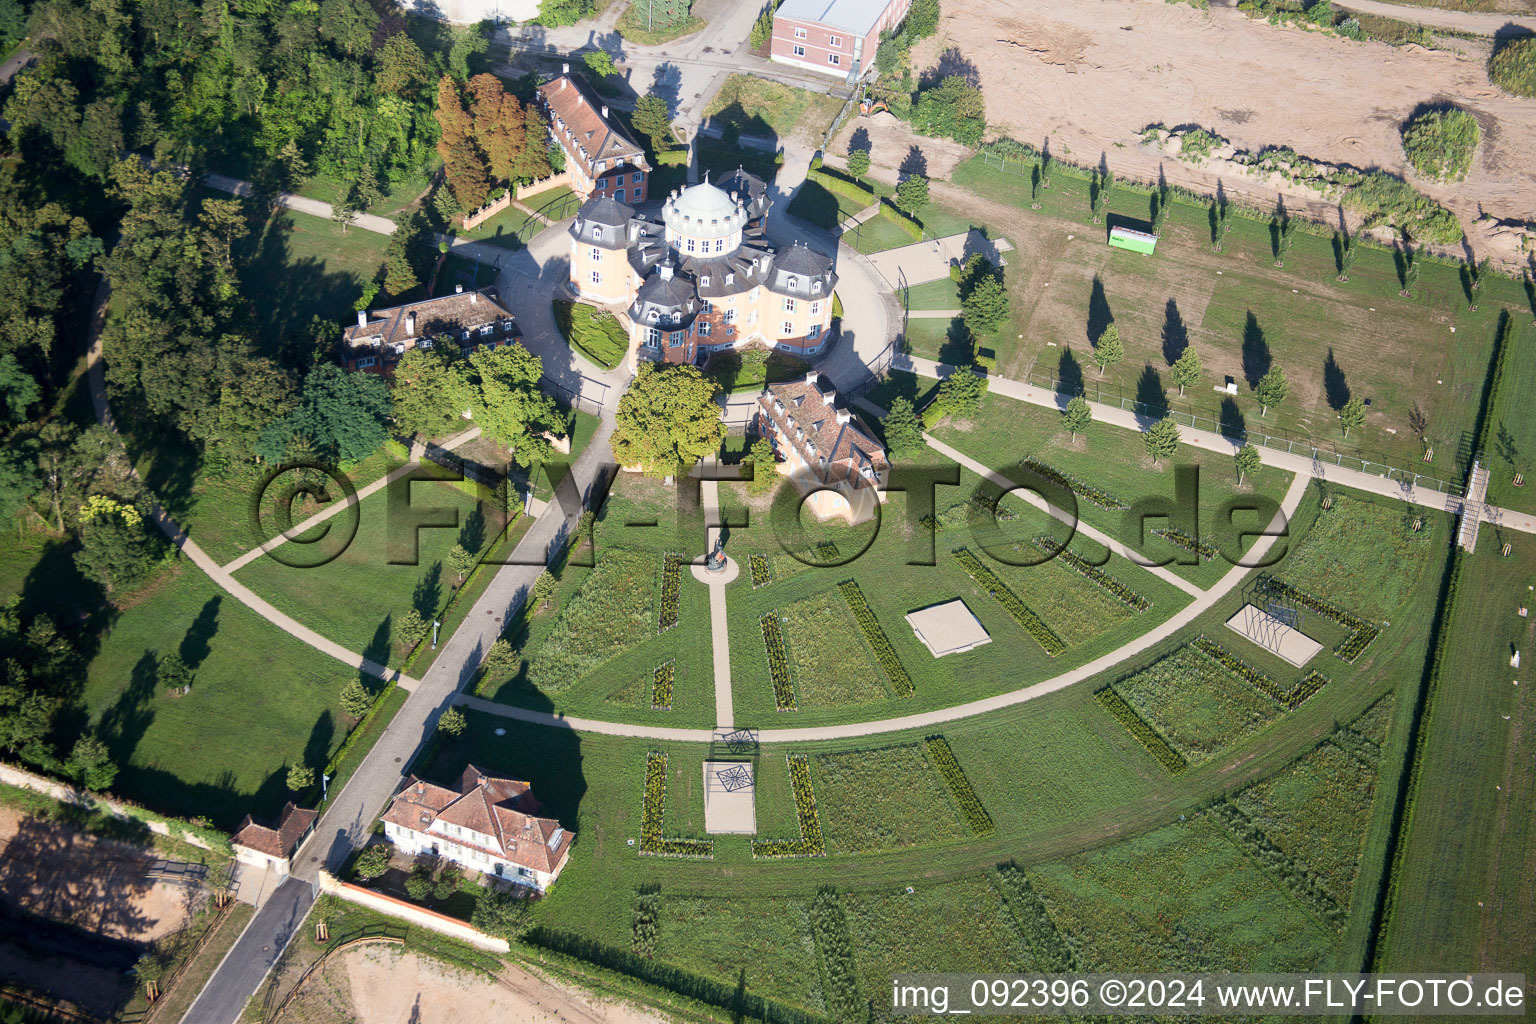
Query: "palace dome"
664 178 746 241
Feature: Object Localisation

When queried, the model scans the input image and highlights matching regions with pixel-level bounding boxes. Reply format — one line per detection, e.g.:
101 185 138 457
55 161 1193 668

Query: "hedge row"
658 553 681 633
1031 537 1151 611
953 548 1066 656
524 927 826 1024
879 202 924 242
808 889 864 1023
993 865 1078 972
1262 578 1380 662
761 612 798 711
1020 457 1126 511
808 167 875 206
640 752 714 858
1151 527 1217 561
1211 800 1345 930
651 661 674 710
751 755 826 858
750 552 772 588
1190 636 1330 710
924 736 994 836
1094 687 1188 774
838 580 914 698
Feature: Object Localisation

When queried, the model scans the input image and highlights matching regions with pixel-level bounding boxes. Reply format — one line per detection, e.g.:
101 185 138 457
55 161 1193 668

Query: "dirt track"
855 0 1536 258
281 946 672 1024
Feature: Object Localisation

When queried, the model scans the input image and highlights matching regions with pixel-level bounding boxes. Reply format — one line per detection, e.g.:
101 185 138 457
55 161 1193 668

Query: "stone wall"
317 871 511 953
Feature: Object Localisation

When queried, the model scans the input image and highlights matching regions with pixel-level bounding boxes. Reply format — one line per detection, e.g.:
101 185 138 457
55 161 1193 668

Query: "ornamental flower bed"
924 736 994 835
837 580 915 698
953 548 1067 656
751 755 826 858
657 553 682 633
639 752 714 858
750 552 772 588
1094 687 1188 774
1031 537 1151 611
1261 579 1380 663
651 661 674 710
760 612 797 711
1020 458 1127 511
1190 636 1330 710
1151 528 1217 561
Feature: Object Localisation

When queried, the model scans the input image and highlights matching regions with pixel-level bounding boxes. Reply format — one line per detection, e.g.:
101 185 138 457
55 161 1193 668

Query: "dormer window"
591 225 601 239
648 309 659 321
725 272 734 285
812 280 822 293
787 276 799 292
701 275 710 286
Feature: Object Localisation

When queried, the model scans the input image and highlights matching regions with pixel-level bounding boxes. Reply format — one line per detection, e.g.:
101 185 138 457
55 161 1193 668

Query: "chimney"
456 283 464 294
659 262 674 281
804 371 819 386
601 104 609 118
836 408 851 425
357 310 367 328
405 311 416 336
822 385 838 405
562 62 569 74
470 292 478 304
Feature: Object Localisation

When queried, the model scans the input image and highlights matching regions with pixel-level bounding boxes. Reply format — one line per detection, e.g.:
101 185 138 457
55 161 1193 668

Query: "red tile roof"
761 376 888 491
231 802 317 860
382 765 571 875
538 75 647 181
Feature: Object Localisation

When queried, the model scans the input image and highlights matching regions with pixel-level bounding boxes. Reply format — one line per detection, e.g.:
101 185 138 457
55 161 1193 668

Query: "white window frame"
810 301 821 316
700 275 710 286
784 297 796 312
723 308 736 324
782 320 794 335
828 33 842 46
645 327 662 346
633 170 644 183
699 321 712 337
590 247 602 261
686 238 696 252
590 270 601 284
828 53 841 66
714 238 724 252
669 331 685 348
792 44 805 57
793 25 807 38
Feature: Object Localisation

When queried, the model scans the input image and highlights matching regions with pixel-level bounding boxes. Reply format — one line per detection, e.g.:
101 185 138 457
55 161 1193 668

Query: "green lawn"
1482 318 1536 515
1378 533 1535 977
813 745 969 854
846 211 920 255
234 478 511 666
1110 644 1285 764
903 277 961 310
554 301 629 370
704 346 809 394
458 203 541 251
78 564 360 827
1275 492 1440 620
780 589 890 707
947 151 1529 475
701 75 843 142
295 172 430 220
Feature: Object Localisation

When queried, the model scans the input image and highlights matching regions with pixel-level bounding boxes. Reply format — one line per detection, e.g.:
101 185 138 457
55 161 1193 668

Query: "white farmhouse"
381 766 572 891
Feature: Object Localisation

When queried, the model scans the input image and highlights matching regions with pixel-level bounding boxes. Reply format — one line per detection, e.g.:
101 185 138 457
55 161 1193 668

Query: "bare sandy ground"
844 0 1536 258
0 804 194 943
283 946 673 1024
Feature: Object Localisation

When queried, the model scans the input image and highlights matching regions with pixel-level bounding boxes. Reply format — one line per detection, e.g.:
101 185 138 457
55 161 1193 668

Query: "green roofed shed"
1109 226 1158 255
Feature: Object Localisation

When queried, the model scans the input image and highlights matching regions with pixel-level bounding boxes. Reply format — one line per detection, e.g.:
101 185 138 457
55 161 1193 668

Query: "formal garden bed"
953 548 1066 656
650 661 675 711
526 548 658 692
812 745 972 855
658 553 682 633
640 752 714 859
924 736 994 836
777 590 890 707
750 755 825 859
837 581 914 699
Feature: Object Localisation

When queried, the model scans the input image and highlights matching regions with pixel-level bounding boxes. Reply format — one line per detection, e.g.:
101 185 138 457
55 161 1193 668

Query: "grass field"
780 589 890 706
1482 317 1536 515
814 745 969 854
77 564 359 826
1275 492 1439 620
457 203 542 251
930 386 1293 589
235 478 510 666
1378 533 1536 977
945 152 1535 474
554 301 630 370
701 75 844 142
1111 644 1284 763
653 897 825 1014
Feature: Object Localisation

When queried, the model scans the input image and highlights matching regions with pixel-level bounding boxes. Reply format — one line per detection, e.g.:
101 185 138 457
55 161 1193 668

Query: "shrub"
808 167 874 205
640 752 714 858
924 736 993 835
994 865 1078 971
658 553 681 632
1489 33 1536 97
650 660 674 710
631 888 662 956
472 887 532 939
760 612 797 710
808 889 863 1020
1020 457 1126 510
1401 108 1481 182
1094 687 1188 774
433 865 463 900
749 552 772 588
1259 578 1380 662
837 580 914 698
404 865 433 901
1031 537 1151 611
751 755 826 857
286 764 315 791
953 548 1066 655
1151 527 1217 561
437 707 467 737
1189 636 1330 710
353 843 392 880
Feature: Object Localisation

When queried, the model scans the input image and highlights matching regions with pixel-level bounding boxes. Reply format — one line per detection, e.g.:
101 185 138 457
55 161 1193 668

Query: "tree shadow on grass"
1086 276 1113 346
1322 347 1351 411
1219 396 1247 442
98 651 158 769
1134 364 1168 426
459 506 486 554
1161 298 1188 365
938 318 974 366
178 597 222 670
1240 311 1270 388
1057 348 1085 399
413 562 443 618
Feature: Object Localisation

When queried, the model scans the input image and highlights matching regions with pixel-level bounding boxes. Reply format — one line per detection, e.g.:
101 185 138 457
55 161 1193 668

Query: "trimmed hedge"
1151 527 1217 561
651 661 674 710
953 548 1066 656
761 612 797 711
1262 578 1380 662
631 888 661 957
749 552 771 588
924 736 994 835
658 553 681 633
994 865 1078 972
1190 636 1330 710
1032 537 1151 611
751 755 826 858
879 202 924 242
1094 687 1188 774
1020 457 1126 511
808 167 875 206
837 580 914 698
639 752 714 858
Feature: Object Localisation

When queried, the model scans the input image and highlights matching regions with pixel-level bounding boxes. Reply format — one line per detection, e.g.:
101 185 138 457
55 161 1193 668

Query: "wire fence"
541 373 608 417
1022 361 1464 497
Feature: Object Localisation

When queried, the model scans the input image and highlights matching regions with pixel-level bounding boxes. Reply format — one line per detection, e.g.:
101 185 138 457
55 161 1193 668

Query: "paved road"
203 173 397 236
183 416 618 1024
1331 0 1536 35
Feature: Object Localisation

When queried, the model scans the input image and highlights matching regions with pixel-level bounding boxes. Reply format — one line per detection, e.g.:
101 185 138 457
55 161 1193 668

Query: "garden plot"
1275 495 1437 621
1225 603 1323 667
990 555 1142 647
526 549 657 691
1112 644 1284 763
653 897 827 1016
813 745 970 854
781 590 891 706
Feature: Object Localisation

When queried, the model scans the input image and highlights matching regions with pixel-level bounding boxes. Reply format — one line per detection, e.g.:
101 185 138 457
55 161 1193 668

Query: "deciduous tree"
881 396 925 455
1255 367 1289 417
1170 346 1201 396
1339 395 1365 438
340 679 373 718
847 147 870 183
286 763 315 792
747 436 777 495
1143 416 1181 464
1234 443 1261 485
1092 324 1123 377
961 275 1009 337
894 175 929 218
610 364 724 478
437 707 467 737
1062 395 1091 441
936 366 986 419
